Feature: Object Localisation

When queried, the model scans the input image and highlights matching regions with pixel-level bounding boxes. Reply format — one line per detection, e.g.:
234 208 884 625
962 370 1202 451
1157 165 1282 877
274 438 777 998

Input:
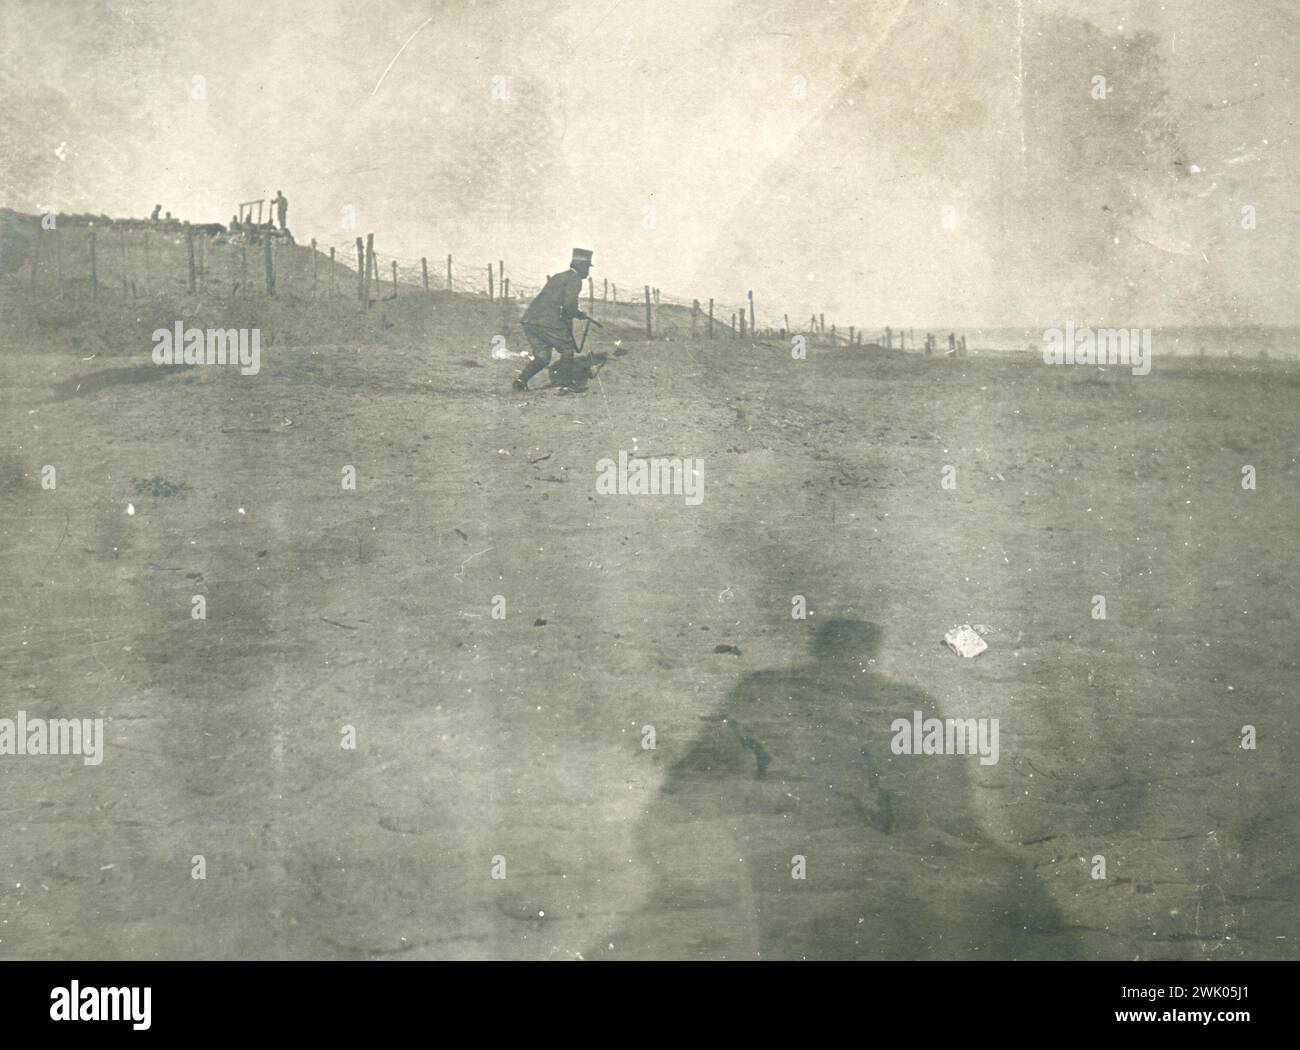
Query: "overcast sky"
1 0 1295 326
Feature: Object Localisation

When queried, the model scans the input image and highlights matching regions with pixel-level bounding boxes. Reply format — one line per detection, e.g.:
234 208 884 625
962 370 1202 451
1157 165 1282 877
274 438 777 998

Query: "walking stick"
578 316 603 350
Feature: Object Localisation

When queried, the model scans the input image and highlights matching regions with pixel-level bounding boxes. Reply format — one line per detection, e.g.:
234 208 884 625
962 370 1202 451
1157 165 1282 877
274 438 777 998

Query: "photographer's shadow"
593 620 1080 959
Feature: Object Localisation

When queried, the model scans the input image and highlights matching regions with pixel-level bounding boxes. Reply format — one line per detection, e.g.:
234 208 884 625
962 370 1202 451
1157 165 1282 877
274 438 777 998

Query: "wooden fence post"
446 254 452 291
783 313 790 336
89 229 98 301
588 277 594 313
692 299 699 337
644 285 652 339
739 305 746 339
355 238 365 305
488 264 494 301
264 235 274 295
119 228 128 297
603 278 608 302
186 225 196 293
748 290 754 335
612 283 617 305
849 325 855 346
364 234 374 307
421 257 429 292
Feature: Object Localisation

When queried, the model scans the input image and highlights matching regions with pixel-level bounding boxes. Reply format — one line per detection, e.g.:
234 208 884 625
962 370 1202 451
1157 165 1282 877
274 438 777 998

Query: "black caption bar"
0 960 1291 1037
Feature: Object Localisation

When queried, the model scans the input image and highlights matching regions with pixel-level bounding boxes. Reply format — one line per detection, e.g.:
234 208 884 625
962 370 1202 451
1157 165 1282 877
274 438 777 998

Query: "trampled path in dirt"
1 288 1296 958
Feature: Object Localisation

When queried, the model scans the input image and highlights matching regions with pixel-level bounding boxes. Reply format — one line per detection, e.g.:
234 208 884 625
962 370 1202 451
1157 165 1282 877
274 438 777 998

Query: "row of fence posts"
349 242 509 310
22 226 960 353
20 222 771 338
880 326 967 355
25 224 816 334
343 241 511 310
23 223 285 300
38 224 395 301
350 232 405 307
428 259 524 303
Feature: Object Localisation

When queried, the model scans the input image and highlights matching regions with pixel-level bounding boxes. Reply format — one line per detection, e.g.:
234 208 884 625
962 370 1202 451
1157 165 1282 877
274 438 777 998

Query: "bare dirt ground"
1 284 1296 959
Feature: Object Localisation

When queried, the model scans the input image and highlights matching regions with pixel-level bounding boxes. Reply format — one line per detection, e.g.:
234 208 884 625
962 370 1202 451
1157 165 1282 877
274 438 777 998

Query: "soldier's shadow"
592 620 1081 959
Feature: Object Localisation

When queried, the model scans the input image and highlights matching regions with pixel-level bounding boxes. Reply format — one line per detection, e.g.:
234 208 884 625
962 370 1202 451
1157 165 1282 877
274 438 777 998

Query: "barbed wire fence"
8 216 914 350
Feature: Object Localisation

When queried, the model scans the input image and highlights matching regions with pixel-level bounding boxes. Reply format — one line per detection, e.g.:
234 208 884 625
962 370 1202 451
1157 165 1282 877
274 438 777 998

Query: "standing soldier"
513 248 593 393
273 190 288 232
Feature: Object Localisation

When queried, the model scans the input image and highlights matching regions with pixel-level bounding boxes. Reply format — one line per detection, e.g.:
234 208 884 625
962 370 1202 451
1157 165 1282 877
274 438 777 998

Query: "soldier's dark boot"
516 352 550 389
555 352 577 389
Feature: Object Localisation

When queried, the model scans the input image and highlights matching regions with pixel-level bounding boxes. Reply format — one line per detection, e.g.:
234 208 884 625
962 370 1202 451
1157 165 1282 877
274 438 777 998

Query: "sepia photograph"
0 0 1296 1008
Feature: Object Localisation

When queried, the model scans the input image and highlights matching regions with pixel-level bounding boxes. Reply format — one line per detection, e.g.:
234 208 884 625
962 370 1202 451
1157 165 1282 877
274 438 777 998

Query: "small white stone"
944 624 988 658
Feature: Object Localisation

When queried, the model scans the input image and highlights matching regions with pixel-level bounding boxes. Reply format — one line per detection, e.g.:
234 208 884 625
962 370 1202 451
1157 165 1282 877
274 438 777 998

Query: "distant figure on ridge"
514 248 592 393
273 190 288 232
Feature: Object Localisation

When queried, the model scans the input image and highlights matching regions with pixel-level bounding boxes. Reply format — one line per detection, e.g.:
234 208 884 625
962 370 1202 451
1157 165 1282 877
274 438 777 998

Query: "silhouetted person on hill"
150 204 161 221
514 248 592 393
273 190 288 232
594 620 1078 960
